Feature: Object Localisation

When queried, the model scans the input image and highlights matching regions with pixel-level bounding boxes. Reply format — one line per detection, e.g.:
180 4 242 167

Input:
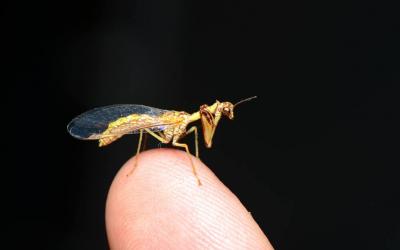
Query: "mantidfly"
67 96 257 185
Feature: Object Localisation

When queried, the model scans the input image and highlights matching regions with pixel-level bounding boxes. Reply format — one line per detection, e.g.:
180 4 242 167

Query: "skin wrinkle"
135 150 192 188
168 168 238 246
180 179 259 248
106 149 273 250
177 187 235 245
171 195 221 248
197 196 253 249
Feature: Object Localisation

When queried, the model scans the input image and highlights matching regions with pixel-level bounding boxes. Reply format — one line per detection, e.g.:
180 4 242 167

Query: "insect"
67 96 257 185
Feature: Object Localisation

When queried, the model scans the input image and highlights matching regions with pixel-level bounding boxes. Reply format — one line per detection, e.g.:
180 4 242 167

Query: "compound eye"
223 107 229 112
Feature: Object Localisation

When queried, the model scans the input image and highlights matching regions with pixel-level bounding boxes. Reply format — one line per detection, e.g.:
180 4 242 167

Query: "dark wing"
67 104 175 140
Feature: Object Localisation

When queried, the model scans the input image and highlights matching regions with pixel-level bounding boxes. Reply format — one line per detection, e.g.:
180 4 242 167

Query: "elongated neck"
189 102 219 122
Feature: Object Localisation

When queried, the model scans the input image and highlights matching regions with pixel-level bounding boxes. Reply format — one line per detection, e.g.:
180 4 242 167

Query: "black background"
4 0 399 249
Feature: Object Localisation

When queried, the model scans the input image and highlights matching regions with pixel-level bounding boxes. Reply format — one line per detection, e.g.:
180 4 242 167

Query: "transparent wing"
67 104 176 140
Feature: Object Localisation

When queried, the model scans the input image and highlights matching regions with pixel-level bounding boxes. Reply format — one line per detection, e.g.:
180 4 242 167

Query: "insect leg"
172 140 202 186
144 128 168 143
136 129 144 155
156 132 164 148
142 133 148 151
127 129 144 177
185 126 199 158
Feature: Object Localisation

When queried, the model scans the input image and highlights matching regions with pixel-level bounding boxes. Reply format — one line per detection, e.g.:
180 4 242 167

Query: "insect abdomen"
99 135 123 147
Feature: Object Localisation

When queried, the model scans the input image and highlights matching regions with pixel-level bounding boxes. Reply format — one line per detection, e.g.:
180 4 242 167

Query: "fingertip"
106 149 273 249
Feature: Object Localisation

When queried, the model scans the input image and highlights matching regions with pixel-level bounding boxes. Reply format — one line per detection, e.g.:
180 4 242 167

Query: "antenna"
234 96 257 107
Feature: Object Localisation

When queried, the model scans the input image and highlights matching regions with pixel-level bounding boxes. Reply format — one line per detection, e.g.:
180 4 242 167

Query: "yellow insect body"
68 97 256 185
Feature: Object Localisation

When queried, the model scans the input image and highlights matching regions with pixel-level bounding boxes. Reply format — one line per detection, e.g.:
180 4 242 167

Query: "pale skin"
106 149 274 250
